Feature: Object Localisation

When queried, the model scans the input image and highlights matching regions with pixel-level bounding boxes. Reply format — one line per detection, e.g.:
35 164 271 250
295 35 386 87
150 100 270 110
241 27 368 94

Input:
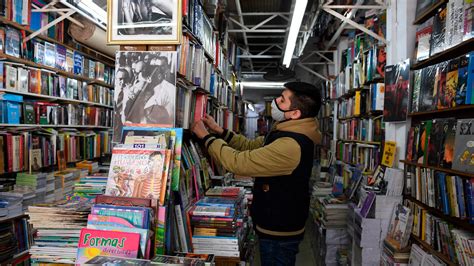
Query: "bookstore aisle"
0 0 473 266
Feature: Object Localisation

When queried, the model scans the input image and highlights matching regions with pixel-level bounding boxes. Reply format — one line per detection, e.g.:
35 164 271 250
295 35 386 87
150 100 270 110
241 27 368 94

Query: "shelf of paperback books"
0 52 114 89
413 39 474 70
0 16 115 67
405 195 473 231
0 124 111 129
401 160 474 179
410 235 455 266
413 0 449 25
0 89 113 109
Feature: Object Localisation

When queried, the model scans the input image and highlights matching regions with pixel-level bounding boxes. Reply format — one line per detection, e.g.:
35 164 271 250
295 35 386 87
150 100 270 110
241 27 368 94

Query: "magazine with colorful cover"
76 228 140 265
122 127 183 192
105 147 168 200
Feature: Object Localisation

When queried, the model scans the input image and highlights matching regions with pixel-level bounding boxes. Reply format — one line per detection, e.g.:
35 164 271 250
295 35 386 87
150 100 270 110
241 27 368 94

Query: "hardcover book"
17 67 29 92
384 59 410 122
444 58 459 108
452 119 474 173
411 69 422 113
418 65 437 111
55 44 67 71
442 118 457 169
427 119 446 166
456 54 469 105
76 228 140 265
66 49 74 73
34 42 44 65
433 61 448 108
74 52 84 76
430 7 447 56
5 65 17 91
28 68 41 94
44 42 56 68
415 18 434 61
5 27 20 58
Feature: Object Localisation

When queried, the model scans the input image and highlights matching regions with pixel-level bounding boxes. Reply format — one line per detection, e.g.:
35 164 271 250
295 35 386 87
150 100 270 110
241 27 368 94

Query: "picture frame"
113 51 177 142
107 0 182 45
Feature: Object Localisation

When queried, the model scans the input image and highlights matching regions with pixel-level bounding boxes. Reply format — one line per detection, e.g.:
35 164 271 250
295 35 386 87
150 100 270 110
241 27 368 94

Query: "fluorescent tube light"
241 81 286 88
283 0 308 68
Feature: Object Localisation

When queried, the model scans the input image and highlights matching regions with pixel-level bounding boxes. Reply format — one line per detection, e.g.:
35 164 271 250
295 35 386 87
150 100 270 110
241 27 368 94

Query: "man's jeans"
259 238 301 266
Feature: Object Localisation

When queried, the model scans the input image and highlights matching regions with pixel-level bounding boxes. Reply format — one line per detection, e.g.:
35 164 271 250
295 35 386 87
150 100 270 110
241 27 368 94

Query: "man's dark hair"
284 81 322 118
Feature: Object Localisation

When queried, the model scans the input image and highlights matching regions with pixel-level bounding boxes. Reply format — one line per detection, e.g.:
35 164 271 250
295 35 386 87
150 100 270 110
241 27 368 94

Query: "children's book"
86 224 150 257
76 228 140 265
105 147 168 200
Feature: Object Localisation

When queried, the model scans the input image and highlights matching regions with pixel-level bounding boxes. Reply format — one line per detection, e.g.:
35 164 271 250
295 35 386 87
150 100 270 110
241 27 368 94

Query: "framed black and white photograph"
107 0 182 44
113 51 177 142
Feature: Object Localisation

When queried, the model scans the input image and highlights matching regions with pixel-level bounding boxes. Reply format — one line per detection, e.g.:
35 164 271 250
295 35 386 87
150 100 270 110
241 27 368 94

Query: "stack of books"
311 195 349 228
14 172 47 205
73 174 108 199
27 200 91 264
188 187 246 258
0 193 23 220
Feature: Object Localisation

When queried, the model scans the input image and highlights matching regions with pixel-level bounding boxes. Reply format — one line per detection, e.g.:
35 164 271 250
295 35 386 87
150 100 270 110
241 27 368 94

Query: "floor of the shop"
253 222 316 266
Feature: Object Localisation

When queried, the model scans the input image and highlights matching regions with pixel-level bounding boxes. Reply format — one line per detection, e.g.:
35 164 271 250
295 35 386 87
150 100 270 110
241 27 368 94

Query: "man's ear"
289 109 301 120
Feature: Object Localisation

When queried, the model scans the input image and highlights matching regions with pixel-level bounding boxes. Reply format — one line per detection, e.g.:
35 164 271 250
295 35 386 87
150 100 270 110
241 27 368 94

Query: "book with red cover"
193 92 208 123
76 228 140 265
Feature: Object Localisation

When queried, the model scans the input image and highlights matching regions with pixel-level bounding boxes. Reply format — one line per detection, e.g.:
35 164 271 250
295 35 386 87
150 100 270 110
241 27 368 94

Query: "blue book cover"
456 54 469 105
466 52 474 104
73 52 83 76
465 179 474 224
455 176 466 219
437 172 450 215
30 11 43 31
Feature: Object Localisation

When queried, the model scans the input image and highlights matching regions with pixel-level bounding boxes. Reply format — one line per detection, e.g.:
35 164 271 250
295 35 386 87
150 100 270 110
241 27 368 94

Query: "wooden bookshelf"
0 89 113 109
0 53 114 89
405 195 474 231
2 249 29 265
413 0 448 25
410 234 455 266
408 105 474 118
411 38 474 70
0 124 111 129
0 16 115 66
400 160 474 179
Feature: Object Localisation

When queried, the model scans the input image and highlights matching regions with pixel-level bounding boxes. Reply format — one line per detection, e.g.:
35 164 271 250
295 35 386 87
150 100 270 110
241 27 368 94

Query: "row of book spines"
408 200 473 265
412 51 474 113
0 25 113 85
409 167 474 221
1 0 30 26
1 63 113 105
335 83 385 113
406 118 473 175
415 2 473 62
337 118 383 142
0 131 109 174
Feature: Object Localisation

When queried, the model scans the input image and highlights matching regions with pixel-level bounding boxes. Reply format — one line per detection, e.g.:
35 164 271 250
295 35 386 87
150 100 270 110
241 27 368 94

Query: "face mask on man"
271 99 295 122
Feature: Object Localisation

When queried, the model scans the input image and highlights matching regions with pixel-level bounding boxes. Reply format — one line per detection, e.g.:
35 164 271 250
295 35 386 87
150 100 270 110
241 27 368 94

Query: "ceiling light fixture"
60 0 107 29
241 81 286 88
282 0 308 68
